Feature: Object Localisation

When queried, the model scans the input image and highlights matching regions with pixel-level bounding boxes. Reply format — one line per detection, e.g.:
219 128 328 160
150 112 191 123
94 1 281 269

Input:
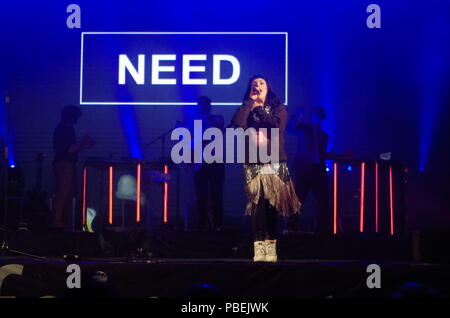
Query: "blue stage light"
119 107 143 159
116 89 143 159
418 18 449 173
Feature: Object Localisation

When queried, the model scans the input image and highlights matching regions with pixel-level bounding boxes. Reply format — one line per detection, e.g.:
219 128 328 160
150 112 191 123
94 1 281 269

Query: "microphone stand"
143 126 177 164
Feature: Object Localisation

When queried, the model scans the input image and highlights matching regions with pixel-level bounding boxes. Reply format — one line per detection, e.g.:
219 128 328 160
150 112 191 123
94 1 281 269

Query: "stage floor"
1 230 449 298
1 257 449 298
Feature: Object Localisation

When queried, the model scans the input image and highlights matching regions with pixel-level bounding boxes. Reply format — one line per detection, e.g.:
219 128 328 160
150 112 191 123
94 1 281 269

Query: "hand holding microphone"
250 86 264 108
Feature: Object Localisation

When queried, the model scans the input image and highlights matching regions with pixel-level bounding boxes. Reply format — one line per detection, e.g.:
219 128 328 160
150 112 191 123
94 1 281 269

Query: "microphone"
252 87 261 95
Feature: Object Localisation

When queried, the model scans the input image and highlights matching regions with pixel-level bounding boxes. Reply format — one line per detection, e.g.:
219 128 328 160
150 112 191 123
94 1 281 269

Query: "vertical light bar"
333 162 338 234
109 166 113 224
375 162 379 233
389 166 394 235
360 162 366 232
163 165 169 224
82 167 87 226
136 163 141 222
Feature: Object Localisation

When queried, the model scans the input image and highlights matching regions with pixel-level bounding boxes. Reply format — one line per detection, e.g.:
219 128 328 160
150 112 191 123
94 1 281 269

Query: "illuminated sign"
80 32 288 105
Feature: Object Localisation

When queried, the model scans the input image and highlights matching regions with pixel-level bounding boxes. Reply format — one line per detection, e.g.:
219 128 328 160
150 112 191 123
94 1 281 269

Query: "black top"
53 123 77 164
231 98 288 163
287 118 329 166
296 122 329 164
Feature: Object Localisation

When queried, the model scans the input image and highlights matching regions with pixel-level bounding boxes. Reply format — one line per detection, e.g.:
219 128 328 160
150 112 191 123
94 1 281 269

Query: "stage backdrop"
1 0 449 230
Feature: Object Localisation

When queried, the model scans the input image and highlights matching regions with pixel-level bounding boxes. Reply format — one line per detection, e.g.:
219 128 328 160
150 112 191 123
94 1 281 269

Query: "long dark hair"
242 75 282 108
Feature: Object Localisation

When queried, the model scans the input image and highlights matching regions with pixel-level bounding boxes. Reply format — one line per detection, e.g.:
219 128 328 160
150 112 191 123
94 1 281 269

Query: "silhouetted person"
52 105 94 230
287 106 331 234
187 96 225 231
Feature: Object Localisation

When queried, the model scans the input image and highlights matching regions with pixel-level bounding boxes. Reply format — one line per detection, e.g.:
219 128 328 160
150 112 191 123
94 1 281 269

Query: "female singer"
232 76 301 262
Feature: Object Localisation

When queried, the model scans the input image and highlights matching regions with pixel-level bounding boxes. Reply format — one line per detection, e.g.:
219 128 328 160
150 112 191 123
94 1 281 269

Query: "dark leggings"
251 185 278 241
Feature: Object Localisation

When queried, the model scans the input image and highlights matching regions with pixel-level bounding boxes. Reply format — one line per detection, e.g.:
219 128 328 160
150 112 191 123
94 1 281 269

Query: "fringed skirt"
243 162 301 217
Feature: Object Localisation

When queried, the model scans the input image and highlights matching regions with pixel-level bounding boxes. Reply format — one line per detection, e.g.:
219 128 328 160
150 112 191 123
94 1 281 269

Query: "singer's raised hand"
250 87 259 100
249 78 268 109
249 87 263 109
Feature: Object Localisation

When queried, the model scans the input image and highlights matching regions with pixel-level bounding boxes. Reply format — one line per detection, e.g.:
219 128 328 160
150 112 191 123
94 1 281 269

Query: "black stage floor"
1 257 449 298
1 230 449 298
4 230 414 260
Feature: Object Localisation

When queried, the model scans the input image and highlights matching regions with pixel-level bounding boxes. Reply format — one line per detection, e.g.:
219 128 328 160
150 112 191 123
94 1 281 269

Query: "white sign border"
80 32 288 106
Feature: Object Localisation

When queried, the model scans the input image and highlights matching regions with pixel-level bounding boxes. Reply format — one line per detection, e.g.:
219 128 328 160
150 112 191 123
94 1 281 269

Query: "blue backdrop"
1 0 449 230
